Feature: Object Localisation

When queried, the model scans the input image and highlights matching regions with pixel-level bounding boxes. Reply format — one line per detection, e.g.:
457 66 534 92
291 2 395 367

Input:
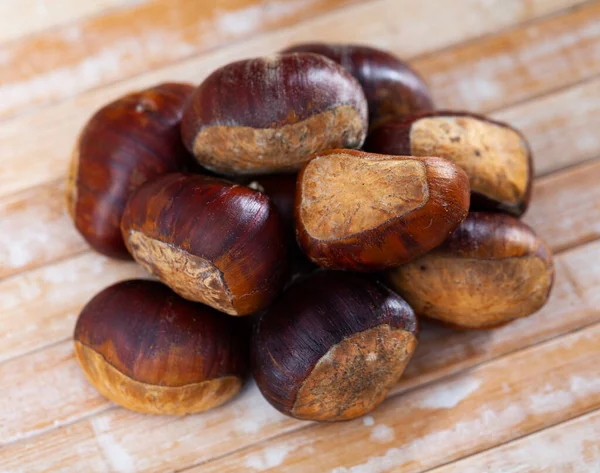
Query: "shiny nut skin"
282 43 433 128
252 271 418 421
365 111 533 216
66 83 196 259
295 149 470 271
73 279 248 415
181 53 368 175
386 212 554 329
121 173 287 316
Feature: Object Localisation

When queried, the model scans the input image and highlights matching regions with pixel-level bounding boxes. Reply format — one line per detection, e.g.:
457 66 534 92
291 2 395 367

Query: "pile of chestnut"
68 43 554 421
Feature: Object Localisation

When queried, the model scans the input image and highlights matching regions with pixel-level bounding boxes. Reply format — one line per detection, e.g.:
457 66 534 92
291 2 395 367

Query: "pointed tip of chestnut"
66 82 196 259
295 149 470 271
365 111 533 217
121 173 288 316
386 212 554 329
252 271 418 421
180 53 368 175
74 279 248 415
281 43 434 128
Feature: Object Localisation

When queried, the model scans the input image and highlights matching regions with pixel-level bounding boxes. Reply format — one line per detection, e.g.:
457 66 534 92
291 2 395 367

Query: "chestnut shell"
74 279 248 414
66 83 195 259
282 43 434 128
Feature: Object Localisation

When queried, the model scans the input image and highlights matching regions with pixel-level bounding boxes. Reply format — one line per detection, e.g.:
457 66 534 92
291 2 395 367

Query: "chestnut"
252 271 418 421
66 82 196 259
386 212 554 329
295 149 470 271
282 43 433 128
180 53 368 175
121 173 287 316
73 279 247 415
364 111 533 216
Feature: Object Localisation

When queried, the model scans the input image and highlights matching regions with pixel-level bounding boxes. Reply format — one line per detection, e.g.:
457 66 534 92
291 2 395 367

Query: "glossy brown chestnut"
386 212 554 329
364 111 533 216
74 279 248 415
252 271 418 421
66 82 196 259
121 173 287 316
295 149 470 271
282 43 433 128
181 53 368 175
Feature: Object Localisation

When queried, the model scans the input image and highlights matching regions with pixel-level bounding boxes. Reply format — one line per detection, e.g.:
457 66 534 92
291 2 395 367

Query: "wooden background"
1 0 600 471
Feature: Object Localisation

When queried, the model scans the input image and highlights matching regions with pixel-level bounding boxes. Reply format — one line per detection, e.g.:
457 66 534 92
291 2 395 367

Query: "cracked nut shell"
66 83 195 259
181 53 368 175
121 173 287 316
252 271 418 421
386 212 554 329
365 111 533 216
282 43 433 128
74 279 248 415
295 149 470 271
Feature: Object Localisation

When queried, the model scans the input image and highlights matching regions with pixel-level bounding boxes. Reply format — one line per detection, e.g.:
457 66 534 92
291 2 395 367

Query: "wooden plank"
1 239 598 465
0 0 582 121
195 324 600 473
525 159 600 254
494 76 600 177
0 253 148 363
427 409 600 473
0 180 86 279
417 1 600 114
0 0 124 43
0 0 358 120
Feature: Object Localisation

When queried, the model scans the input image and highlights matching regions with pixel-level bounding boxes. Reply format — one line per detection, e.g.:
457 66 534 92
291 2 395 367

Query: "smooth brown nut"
295 149 470 271
364 111 533 216
252 271 418 421
386 212 554 329
181 53 368 175
66 83 196 259
121 173 287 316
74 279 248 415
281 43 433 128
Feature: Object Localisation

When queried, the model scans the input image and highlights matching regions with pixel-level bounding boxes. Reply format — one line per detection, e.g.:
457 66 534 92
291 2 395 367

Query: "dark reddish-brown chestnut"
295 149 470 271
282 43 433 128
74 279 247 415
248 174 318 283
386 212 554 329
181 53 368 175
364 111 533 216
252 271 418 421
121 173 287 316
66 83 196 259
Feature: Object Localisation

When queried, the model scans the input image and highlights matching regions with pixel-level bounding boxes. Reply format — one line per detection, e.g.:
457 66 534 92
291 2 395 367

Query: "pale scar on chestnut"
74 341 242 415
291 325 417 421
410 116 528 205
389 254 552 328
192 106 365 175
300 152 429 241
126 231 236 315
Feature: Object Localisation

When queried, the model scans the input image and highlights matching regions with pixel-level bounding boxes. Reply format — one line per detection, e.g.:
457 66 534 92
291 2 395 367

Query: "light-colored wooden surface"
1 1 599 471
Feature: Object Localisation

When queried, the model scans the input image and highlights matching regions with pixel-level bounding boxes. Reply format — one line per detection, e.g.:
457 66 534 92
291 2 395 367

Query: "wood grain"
196 323 600 473
428 409 600 473
525 159 600 253
0 0 358 120
0 0 583 121
0 0 595 199
1 239 598 462
0 0 125 43
417 1 600 113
